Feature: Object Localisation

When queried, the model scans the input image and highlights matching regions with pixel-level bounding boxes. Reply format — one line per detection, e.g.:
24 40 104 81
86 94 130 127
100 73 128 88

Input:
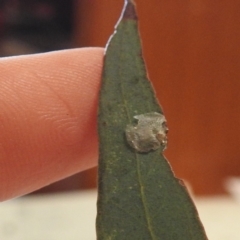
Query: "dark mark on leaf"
123 0 138 20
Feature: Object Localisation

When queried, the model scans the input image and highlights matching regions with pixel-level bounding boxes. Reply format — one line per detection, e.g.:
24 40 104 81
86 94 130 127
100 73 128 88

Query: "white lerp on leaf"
125 112 168 153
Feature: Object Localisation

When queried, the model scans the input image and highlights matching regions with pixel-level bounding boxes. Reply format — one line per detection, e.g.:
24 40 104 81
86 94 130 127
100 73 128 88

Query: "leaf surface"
97 1 208 239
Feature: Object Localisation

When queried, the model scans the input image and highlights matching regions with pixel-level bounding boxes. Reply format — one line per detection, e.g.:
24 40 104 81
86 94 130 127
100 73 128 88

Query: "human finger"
0 48 104 201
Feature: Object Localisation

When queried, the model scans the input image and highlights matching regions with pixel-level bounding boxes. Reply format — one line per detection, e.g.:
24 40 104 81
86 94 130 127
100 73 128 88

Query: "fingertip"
0 48 104 201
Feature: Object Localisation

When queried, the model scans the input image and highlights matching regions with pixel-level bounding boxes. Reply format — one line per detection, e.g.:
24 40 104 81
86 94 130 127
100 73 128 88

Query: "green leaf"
96 0 208 239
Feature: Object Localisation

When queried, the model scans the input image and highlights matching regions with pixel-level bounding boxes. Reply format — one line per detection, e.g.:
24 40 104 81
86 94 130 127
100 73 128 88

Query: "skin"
0 48 104 201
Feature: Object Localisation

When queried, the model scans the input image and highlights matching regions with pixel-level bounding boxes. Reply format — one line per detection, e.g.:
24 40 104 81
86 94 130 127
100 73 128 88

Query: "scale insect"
125 112 168 153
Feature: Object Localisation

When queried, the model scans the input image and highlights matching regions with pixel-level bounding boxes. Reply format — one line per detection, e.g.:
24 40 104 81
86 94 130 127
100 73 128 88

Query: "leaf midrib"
118 25 157 240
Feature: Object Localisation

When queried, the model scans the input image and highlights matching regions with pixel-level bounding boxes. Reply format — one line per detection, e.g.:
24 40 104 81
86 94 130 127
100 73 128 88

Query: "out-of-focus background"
1 0 240 239
73 0 240 196
1 0 238 196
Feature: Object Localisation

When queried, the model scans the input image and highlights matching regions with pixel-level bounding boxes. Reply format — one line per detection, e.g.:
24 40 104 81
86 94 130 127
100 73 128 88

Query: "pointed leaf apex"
123 0 138 20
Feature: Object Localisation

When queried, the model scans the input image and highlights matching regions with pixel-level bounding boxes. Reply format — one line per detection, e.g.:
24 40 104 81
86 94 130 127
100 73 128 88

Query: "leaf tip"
123 0 138 20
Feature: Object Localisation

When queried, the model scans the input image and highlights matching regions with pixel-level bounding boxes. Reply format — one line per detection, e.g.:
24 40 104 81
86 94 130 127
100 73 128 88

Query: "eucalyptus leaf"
96 0 208 239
